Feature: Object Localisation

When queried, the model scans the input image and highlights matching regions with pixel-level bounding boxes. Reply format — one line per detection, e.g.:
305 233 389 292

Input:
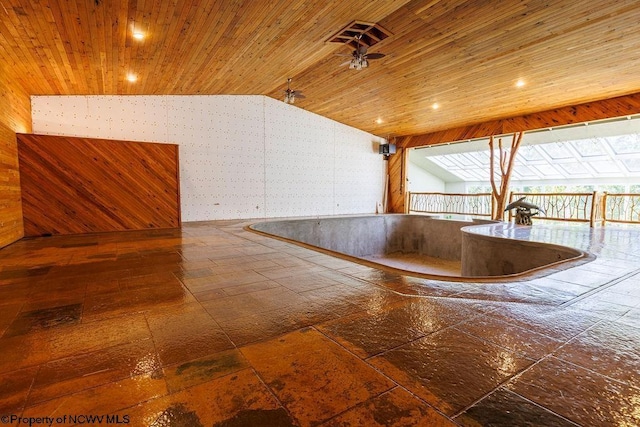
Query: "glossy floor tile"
317 298 478 358
368 328 535 416
122 369 286 427
0 220 639 425
457 387 579 427
241 328 395 426
322 387 457 427
507 356 640 426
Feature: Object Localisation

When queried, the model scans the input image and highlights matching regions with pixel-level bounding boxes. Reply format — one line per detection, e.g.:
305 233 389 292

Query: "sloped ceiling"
2 0 640 137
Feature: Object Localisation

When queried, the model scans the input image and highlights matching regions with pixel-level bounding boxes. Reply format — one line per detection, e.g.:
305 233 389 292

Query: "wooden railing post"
589 191 597 228
602 192 608 226
507 191 514 222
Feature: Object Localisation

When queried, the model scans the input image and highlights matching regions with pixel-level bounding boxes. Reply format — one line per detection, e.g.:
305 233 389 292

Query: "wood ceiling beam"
398 92 640 149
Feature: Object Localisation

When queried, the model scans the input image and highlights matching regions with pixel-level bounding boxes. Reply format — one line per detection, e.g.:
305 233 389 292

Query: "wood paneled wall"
0 62 31 248
17 134 180 237
387 147 407 214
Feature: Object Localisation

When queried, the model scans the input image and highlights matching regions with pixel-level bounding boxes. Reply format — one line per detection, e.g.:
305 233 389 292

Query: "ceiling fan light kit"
281 21 389 107
283 78 305 104
327 21 391 71
349 57 369 70
337 34 386 70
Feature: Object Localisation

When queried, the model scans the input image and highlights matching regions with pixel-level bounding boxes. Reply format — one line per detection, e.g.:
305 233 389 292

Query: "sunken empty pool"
249 215 587 280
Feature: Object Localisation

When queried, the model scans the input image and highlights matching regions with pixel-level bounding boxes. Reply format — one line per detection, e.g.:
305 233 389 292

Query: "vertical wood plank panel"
387 147 406 213
17 134 180 237
0 62 30 248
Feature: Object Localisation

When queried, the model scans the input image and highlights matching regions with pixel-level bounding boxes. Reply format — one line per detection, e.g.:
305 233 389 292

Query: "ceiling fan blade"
295 94 306 99
339 60 351 67
366 53 385 60
357 46 368 55
292 91 304 96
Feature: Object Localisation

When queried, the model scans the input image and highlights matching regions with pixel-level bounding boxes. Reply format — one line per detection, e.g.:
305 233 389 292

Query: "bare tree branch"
489 131 524 220
489 136 499 197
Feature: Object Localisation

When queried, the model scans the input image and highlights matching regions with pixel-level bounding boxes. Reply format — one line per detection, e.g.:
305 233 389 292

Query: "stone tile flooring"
0 220 639 426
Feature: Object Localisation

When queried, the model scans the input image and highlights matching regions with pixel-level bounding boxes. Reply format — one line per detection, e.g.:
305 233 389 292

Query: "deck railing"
603 193 640 224
408 192 492 217
408 191 640 227
507 192 600 225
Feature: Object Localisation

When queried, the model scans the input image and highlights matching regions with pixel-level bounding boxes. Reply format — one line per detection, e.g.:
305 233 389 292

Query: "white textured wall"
31 95 386 221
445 182 468 193
407 161 445 192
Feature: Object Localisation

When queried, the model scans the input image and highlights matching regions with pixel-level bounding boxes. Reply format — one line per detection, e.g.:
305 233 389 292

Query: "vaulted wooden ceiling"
2 0 640 137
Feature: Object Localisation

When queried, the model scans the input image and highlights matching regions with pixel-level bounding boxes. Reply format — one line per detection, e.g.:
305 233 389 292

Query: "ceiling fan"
339 34 386 70
283 78 305 104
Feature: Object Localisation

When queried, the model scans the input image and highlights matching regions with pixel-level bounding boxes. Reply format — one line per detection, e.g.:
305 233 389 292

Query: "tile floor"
0 220 639 426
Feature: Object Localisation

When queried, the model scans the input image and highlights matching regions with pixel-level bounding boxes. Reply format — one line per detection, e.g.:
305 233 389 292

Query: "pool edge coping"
246 217 593 283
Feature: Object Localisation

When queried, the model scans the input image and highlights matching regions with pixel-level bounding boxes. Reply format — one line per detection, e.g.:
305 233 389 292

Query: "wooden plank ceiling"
2 0 640 138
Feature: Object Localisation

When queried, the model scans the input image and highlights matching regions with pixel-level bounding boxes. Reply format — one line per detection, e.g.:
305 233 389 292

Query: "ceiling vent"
326 21 392 50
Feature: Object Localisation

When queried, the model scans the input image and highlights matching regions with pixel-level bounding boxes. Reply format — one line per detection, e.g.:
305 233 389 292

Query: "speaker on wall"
379 143 396 155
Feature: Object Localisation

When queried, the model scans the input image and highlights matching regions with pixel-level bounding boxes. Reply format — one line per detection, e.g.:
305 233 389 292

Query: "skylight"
413 117 640 185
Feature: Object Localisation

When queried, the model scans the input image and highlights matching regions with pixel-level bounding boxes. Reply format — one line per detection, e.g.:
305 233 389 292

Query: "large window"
410 116 640 192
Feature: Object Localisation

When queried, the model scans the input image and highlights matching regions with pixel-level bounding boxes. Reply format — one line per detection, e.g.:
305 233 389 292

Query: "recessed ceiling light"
133 32 145 40
432 103 439 110
376 118 383 124
515 79 525 87
126 74 137 82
